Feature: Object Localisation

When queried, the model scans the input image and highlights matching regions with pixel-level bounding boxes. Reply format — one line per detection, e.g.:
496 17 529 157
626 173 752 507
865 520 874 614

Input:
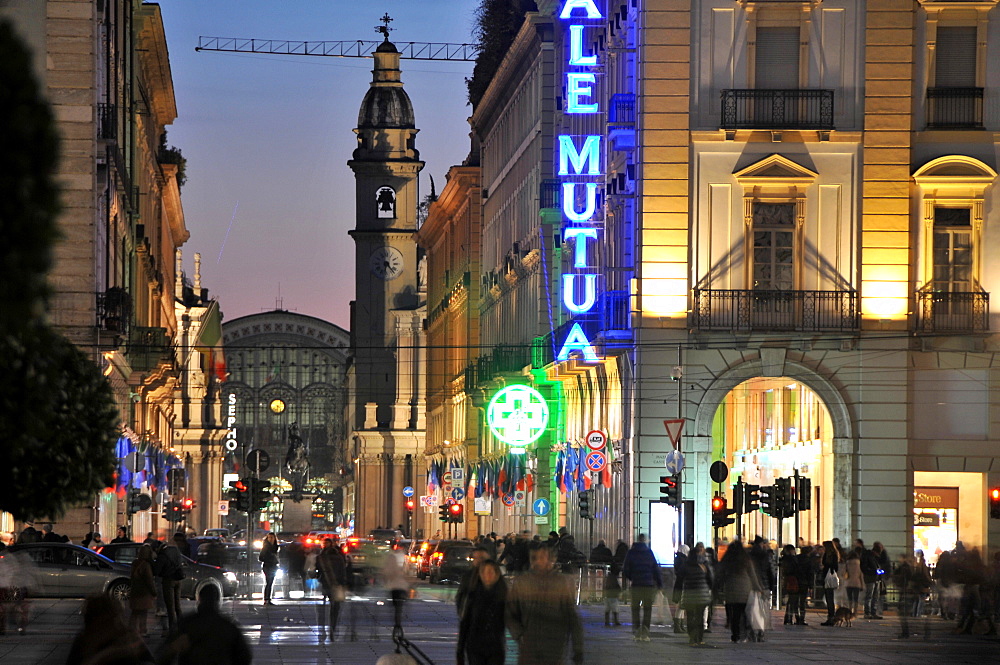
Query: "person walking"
110 526 131 544
819 541 842 625
671 544 690 633
158 584 252 665
621 534 662 641
680 542 713 647
284 539 307 598
603 556 623 627
129 544 157 637
16 522 39 545
316 538 349 641
66 594 152 665
457 560 507 665
506 544 583 665
456 547 491 617
87 533 104 551
259 533 279 606
41 524 62 543
719 541 762 643
380 547 410 627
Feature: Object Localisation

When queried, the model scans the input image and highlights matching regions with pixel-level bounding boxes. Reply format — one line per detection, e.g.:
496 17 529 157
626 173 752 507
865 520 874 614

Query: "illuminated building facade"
432 0 1000 560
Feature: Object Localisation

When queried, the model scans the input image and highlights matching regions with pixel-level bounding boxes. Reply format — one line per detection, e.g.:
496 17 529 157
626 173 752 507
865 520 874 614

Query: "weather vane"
375 13 393 40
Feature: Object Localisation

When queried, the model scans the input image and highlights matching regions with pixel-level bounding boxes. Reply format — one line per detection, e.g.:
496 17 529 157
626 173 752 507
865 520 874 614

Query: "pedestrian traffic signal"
228 479 249 512
990 487 1000 519
438 504 450 522
795 474 812 512
659 475 680 508
578 489 593 520
449 503 464 523
759 484 776 516
711 495 736 528
405 498 415 512
743 483 760 514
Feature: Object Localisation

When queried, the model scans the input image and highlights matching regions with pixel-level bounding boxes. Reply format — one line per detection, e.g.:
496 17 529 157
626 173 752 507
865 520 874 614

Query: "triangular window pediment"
734 154 818 187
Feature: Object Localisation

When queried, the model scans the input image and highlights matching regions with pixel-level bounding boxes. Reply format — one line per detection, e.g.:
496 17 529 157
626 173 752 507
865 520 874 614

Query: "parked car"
97 542 239 599
427 540 475 584
5 543 132 600
203 528 231 541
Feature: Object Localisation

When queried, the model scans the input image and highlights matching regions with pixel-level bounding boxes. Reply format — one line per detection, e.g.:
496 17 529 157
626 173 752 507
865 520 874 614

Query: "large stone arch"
691 356 857 540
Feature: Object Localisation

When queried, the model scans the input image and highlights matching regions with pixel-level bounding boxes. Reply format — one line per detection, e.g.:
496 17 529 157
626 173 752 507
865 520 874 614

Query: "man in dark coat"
316 538 349 641
590 540 613 564
622 534 663 641
158 584 251 665
16 522 39 544
40 524 62 543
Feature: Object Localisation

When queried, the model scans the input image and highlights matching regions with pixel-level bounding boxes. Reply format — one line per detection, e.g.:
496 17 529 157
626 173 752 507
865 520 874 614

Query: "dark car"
5 543 132 600
429 544 475 584
97 542 239 599
369 528 404 548
426 540 473 583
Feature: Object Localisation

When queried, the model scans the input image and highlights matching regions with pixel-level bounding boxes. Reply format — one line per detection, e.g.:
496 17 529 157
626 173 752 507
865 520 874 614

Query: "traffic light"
162 500 184 522
744 483 760 514
759 484 776 516
659 475 680 508
733 481 744 515
578 489 593 520
990 487 1000 519
127 489 151 514
448 502 464 523
795 474 812 511
249 478 271 512
775 476 793 518
228 479 249 512
711 495 736 528
439 504 450 522
405 498 416 513
181 498 195 515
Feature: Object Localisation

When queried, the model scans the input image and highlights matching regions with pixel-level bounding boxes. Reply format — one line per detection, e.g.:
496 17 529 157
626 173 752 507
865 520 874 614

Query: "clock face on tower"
369 246 404 280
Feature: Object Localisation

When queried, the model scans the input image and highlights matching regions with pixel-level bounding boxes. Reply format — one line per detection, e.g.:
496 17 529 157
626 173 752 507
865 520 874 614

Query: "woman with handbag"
679 543 713 647
819 541 842 625
316 538 349 641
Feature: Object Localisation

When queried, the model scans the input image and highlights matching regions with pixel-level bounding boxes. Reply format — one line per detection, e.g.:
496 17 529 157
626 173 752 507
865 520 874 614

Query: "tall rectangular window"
932 207 973 293
936 27 977 88
755 27 800 89
752 203 795 290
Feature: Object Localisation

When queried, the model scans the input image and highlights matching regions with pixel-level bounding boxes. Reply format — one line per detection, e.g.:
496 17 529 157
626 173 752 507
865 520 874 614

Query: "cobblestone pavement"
1 586 996 664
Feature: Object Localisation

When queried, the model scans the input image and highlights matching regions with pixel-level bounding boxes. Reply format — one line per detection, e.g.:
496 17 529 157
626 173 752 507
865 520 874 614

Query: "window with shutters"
754 27 800 90
924 12 987 129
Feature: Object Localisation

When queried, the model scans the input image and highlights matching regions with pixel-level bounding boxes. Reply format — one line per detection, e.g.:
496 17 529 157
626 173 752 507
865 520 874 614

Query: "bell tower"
347 19 426 536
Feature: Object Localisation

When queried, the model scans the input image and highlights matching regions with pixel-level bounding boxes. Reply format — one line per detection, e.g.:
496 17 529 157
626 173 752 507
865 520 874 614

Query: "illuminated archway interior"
713 377 834 545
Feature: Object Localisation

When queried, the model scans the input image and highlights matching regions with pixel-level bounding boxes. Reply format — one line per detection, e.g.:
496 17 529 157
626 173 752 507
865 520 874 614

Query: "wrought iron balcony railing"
608 93 636 125
692 289 859 332
915 289 989 333
721 89 835 131
540 179 560 210
96 287 132 336
97 103 117 141
926 87 984 129
129 326 173 372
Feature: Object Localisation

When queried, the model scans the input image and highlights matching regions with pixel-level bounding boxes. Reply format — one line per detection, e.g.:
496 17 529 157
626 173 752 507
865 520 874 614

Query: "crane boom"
196 37 479 62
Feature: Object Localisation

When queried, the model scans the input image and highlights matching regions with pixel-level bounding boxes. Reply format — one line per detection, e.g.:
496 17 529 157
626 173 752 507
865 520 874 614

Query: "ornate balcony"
720 89 834 131
129 326 173 373
692 289 859 332
915 289 989 333
926 87 984 129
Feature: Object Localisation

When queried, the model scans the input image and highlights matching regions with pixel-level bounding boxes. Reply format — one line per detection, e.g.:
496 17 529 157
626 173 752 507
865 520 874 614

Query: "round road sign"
585 430 607 450
709 460 729 484
533 498 551 516
584 450 607 473
402 486 414 497
246 449 270 474
664 450 685 475
501 493 516 507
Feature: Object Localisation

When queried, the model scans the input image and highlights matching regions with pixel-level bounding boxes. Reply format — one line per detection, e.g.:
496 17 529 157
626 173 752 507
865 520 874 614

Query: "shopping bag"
746 591 770 633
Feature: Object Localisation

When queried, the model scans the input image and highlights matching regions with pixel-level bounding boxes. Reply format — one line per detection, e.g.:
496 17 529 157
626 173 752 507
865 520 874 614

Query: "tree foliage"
0 21 119 520
467 0 538 108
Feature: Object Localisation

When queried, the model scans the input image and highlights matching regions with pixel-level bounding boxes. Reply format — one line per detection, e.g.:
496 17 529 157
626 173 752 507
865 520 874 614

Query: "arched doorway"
712 377 834 546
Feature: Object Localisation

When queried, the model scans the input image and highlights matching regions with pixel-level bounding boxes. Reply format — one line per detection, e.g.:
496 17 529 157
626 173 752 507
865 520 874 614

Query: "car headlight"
253 540 263 550
224 572 238 583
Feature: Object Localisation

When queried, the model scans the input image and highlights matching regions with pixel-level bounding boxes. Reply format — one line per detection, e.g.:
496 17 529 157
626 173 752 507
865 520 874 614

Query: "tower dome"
357 40 415 129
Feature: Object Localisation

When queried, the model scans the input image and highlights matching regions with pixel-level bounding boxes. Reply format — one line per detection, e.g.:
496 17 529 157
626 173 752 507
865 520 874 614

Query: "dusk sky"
160 1 478 330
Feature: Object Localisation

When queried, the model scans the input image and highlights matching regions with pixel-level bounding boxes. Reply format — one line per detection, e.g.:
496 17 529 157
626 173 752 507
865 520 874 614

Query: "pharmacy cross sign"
487 385 550 449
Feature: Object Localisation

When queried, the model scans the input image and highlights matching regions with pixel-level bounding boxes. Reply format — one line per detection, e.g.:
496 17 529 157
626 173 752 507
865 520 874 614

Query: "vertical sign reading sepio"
557 0 603 363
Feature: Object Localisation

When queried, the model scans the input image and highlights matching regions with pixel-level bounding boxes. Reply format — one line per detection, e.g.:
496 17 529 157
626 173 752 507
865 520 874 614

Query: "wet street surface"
1 584 995 664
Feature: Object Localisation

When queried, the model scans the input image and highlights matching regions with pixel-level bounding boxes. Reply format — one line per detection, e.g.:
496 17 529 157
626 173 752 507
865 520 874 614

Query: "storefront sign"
914 487 958 509
225 393 239 452
555 0 604 364
914 513 939 527
487 385 550 451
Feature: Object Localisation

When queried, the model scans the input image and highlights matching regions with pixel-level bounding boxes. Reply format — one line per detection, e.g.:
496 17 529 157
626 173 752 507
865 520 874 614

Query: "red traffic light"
991 487 1000 501
182 498 194 509
449 503 462 515
711 495 726 511
405 499 415 511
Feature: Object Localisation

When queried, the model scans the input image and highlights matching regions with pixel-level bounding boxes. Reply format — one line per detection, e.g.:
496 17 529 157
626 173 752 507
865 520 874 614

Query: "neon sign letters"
487 385 550 451
556 0 603 363
225 392 239 452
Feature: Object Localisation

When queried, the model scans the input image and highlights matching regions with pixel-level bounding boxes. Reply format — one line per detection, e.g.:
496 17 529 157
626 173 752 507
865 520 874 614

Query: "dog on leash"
832 607 855 627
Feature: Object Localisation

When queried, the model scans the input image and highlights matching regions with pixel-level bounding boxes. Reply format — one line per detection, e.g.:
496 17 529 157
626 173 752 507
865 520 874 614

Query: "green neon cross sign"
487 385 549 447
